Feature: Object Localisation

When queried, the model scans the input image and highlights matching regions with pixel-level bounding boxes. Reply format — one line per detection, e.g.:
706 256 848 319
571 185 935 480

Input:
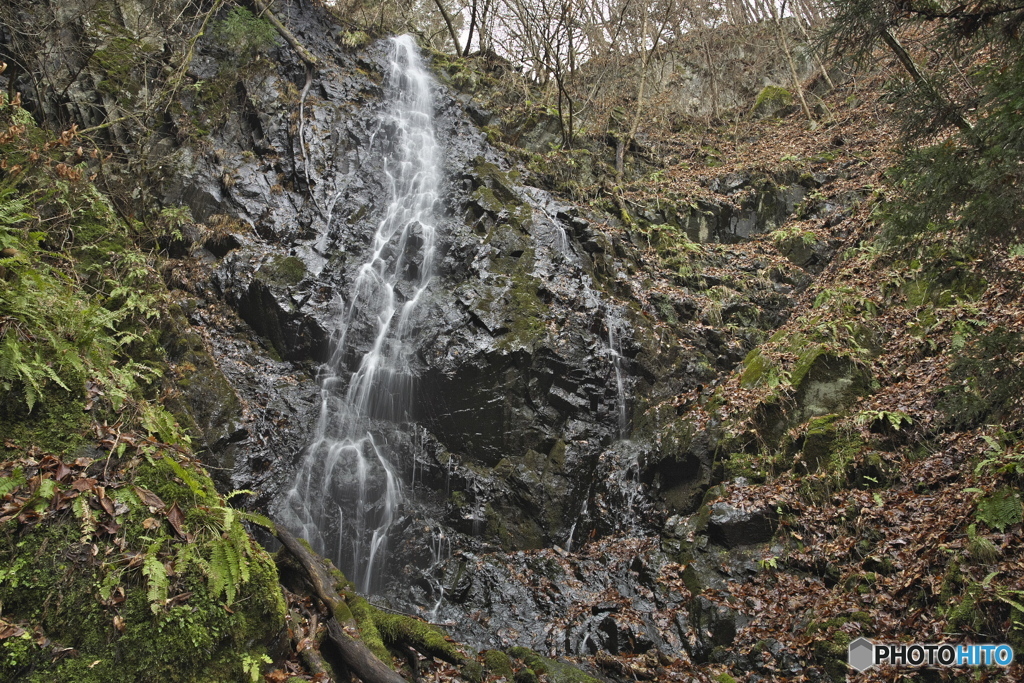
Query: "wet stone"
707 503 778 548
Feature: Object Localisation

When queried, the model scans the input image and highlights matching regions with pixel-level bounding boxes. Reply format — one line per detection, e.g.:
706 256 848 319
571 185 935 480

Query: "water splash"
281 35 440 593
425 526 451 620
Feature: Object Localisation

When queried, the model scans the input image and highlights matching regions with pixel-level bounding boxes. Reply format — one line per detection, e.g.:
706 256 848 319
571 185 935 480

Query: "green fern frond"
209 541 230 603
142 545 169 614
0 468 27 498
976 488 1023 532
236 510 276 532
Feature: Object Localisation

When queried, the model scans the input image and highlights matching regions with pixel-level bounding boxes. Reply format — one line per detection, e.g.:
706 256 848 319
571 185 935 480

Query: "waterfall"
280 35 440 594
607 315 628 439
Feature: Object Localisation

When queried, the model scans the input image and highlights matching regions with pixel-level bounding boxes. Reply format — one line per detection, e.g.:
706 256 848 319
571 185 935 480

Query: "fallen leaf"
134 486 165 511
166 501 186 538
167 592 193 607
0 623 25 639
55 462 73 482
98 495 114 517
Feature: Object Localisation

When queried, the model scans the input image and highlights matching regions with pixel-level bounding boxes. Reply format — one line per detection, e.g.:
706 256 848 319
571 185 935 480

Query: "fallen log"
274 525 407 683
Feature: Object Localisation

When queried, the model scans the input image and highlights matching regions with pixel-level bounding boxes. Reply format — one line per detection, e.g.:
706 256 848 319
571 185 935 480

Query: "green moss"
472 158 521 207
484 502 545 550
515 669 540 683
338 30 371 48
0 391 90 454
812 630 851 681
723 450 770 483
344 593 464 667
461 163 551 351
461 660 485 683
257 255 307 287
376 611 463 663
789 344 828 387
498 272 548 350
346 593 391 662
798 414 841 474
507 647 599 683
752 86 793 116
483 649 515 678
739 348 769 386
0 457 284 683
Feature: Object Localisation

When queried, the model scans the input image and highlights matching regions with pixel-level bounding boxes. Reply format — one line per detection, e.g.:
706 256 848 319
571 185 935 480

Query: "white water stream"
281 35 440 593
607 315 628 439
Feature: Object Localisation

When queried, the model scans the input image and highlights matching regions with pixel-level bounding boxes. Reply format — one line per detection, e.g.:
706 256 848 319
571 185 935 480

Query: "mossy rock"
790 347 873 420
797 414 841 474
739 348 785 388
507 647 600 683
812 630 851 682
461 660 485 683
484 501 546 550
345 591 464 667
752 85 794 118
483 649 515 678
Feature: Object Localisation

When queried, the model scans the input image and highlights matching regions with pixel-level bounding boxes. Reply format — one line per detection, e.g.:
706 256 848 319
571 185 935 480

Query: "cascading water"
281 35 440 593
606 315 628 439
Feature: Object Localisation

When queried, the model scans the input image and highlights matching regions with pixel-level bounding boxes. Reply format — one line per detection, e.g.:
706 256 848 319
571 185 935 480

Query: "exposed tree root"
291 609 336 681
274 525 407 683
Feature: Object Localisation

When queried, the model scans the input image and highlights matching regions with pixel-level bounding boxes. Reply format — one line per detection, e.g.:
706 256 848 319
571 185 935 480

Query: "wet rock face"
136 6 806 660
154 1 664 568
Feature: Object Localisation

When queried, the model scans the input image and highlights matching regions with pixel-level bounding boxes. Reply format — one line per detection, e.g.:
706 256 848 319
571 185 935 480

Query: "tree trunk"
463 0 478 56
879 28 973 134
768 6 813 121
292 610 336 681
431 0 462 55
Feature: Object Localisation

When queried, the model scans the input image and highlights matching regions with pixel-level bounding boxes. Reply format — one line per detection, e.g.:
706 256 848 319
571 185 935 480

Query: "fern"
140 402 190 446
142 542 169 613
164 456 206 496
72 495 97 538
237 510 276 532
0 468 27 498
976 488 1023 532
209 540 232 604
199 502 258 605
240 653 271 682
